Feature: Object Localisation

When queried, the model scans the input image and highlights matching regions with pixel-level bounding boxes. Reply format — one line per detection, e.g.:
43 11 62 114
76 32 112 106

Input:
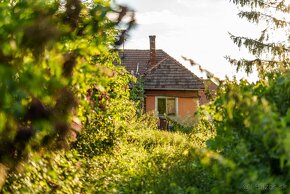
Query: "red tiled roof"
117 49 204 90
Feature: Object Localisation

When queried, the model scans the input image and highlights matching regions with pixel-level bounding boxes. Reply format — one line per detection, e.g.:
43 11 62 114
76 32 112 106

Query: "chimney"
149 35 156 68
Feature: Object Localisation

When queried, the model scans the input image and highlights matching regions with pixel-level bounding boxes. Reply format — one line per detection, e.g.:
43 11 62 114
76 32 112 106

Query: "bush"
2 119 216 193
204 72 290 193
0 0 135 188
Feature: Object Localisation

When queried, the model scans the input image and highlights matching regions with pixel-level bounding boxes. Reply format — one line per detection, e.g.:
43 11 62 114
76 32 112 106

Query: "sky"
114 0 260 81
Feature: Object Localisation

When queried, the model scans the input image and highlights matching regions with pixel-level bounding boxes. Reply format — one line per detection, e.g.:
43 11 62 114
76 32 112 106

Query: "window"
156 97 177 116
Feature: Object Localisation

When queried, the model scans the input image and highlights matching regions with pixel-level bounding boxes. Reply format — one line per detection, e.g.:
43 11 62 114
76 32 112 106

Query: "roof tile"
117 49 204 90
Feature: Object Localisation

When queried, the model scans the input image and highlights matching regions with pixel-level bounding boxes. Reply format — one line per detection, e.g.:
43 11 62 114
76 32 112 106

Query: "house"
117 35 205 126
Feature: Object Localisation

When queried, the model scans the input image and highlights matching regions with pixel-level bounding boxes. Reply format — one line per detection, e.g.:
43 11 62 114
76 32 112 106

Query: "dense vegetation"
0 0 289 193
0 0 135 187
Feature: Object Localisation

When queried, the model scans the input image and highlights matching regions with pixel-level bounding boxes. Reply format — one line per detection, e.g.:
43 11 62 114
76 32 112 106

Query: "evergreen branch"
258 28 269 42
238 11 290 28
229 33 289 58
272 0 290 13
263 0 290 12
225 56 290 75
230 0 266 9
229 0 289 78
231 0 289 12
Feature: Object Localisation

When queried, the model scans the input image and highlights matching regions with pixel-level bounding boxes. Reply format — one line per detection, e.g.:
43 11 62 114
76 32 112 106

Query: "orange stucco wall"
178 97 199 118
145 95 199 119
145 96 155 112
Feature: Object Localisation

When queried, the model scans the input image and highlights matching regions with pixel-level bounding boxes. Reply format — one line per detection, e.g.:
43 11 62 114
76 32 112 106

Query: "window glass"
157 98 166 115
167 98 176 116
157 97 177 116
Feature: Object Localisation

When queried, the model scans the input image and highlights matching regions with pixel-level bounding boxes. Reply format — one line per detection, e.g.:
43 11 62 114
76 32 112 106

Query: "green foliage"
1 0 289 193
73 64 137 156
203 72 290 193
174 0 290 193
165 115 194 133
0 0 75 169
199 0 290 192
129 77 145 114
2 151 85 194
165 106 216 135
0 0 135 187
3 122 216 194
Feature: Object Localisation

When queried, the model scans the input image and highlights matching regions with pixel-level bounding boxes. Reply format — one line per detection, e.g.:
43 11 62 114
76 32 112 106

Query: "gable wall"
145 90 199 119
178 98 199 118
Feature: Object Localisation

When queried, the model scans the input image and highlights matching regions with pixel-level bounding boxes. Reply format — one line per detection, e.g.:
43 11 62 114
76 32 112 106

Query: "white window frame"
155 96 178 116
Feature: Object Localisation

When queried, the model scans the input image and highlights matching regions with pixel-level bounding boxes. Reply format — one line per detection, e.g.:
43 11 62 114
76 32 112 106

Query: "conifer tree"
227 0 289 78
202 1 290 192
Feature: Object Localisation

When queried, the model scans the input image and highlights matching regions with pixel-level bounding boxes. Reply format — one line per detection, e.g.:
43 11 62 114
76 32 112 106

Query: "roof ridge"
142 58 168 77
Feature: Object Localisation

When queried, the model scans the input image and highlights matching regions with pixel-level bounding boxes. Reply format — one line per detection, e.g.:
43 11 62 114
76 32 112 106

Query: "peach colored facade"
178 98 199 118
145 90 200 119
146 96 155 113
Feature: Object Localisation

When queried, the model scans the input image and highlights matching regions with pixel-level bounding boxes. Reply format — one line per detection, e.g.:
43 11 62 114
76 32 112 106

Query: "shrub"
3 120 216 193
204 73 290 193
0 0 135 188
